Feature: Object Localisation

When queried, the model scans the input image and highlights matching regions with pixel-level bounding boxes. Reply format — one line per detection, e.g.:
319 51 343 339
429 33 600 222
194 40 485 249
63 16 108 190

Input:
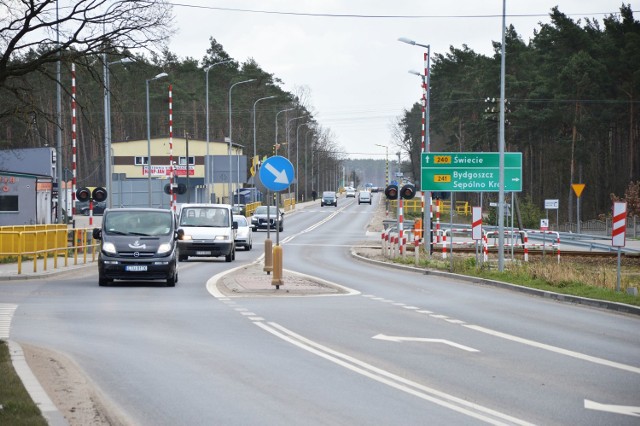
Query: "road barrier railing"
0 225 98 275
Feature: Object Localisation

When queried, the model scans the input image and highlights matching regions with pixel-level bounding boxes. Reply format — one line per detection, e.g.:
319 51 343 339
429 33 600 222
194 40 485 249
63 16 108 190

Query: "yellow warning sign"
572 183 586 198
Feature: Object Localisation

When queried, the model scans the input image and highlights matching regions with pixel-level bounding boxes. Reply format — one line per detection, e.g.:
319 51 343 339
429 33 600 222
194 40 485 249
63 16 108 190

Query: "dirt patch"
21 343 124 426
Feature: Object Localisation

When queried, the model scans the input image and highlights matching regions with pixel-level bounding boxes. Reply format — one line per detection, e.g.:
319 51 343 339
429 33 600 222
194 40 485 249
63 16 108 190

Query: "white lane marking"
364 294 640 375
372 334 479 352
465 324 640 374
257 321 532 426
0 304 18 340
584 400 640 417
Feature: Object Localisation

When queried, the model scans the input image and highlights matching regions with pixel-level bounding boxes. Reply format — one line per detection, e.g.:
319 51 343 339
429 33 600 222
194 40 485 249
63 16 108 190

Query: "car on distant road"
358 191 372 205
233 215 253 250
321 191 337 207
251 205 284 232
81 201 106 216
345 187 356 198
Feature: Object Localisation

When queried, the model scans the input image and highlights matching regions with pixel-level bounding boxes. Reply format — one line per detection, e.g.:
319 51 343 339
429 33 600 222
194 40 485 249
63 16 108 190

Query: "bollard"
263 238 273 274
271 244 283 289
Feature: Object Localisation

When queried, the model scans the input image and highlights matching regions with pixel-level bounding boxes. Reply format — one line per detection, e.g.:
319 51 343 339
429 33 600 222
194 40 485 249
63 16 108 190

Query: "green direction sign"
421 152 522 192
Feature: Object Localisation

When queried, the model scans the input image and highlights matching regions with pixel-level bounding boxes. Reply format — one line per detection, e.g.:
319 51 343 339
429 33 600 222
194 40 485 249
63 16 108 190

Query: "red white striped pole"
398 198 404 256
71 63 77 224
168 84 175 212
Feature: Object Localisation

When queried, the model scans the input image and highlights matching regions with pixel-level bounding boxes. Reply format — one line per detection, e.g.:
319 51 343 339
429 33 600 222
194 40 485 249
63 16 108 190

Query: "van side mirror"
92 228 102 240
232 221 238 230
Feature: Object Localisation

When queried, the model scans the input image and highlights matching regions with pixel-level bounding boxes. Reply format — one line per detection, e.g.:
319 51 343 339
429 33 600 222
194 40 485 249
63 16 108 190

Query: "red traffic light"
76 187 91 202
400 184 416 200
384 184 398 200
164 184 172 195
92 187 108 202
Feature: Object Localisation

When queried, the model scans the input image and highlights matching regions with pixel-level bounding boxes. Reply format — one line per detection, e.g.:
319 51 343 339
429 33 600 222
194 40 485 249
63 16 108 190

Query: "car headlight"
102 242 116 254
157 243 172 254
180 234 193 241
214 235 229 241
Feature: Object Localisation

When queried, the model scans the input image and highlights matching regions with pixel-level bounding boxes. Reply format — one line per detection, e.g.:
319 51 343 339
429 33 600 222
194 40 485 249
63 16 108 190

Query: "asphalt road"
2 194 639 425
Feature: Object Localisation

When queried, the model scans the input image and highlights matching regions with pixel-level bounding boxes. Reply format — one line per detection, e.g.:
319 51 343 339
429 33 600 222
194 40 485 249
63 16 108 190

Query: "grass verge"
0 341 47 425
388 253 640 306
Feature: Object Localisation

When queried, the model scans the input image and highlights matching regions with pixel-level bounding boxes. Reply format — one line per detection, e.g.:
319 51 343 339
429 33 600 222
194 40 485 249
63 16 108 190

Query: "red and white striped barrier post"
71 64 77 224
436 199 441 243
523 231 529 262
472 206 482 264
612 201 627 292
168 84 176 212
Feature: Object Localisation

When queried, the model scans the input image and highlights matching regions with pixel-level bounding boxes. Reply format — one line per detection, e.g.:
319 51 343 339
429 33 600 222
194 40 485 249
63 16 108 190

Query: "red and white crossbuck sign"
612 202 627 247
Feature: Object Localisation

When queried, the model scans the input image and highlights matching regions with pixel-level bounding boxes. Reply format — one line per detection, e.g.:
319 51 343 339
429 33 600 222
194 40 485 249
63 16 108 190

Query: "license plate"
196 251 211 255
125 265 147 272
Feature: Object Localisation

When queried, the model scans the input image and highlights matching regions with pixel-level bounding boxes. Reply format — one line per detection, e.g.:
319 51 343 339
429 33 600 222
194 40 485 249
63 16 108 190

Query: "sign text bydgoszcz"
421 152 522 192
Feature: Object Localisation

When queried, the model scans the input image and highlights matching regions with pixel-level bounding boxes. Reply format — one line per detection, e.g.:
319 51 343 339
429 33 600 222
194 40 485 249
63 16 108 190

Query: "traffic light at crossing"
400 183 416 199
384 184 398 200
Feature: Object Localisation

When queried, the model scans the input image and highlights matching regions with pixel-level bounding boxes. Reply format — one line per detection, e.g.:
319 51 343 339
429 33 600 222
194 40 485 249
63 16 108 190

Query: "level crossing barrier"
525 230 561 263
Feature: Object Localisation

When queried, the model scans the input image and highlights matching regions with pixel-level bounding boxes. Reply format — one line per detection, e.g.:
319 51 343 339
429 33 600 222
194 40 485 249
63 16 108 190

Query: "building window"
134 156 149 165
0 195 19 212
178 156 195 166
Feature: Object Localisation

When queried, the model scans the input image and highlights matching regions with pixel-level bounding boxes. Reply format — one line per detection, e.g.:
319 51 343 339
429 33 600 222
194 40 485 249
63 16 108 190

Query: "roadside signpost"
421 152 522 192
258 155 294 289
544 199 559 231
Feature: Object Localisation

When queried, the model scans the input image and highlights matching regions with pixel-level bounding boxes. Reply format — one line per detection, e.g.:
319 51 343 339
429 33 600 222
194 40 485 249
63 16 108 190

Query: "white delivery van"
176 204 237 262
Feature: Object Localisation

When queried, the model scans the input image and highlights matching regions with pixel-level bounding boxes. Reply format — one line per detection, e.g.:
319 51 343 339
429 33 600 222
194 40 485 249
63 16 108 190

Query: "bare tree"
0 0 174 119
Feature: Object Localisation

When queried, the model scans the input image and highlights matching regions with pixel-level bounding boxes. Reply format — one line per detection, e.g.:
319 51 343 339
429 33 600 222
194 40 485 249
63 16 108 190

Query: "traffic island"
216 261 347 296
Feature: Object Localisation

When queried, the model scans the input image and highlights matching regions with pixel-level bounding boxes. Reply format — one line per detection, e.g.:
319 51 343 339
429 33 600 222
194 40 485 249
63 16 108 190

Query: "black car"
251 206 284 231
80 201 106 216
321 191 337 207
92 208 179 287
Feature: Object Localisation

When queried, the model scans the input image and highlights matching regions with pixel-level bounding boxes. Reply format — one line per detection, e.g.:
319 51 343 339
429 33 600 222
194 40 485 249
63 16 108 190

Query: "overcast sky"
168 1 629 160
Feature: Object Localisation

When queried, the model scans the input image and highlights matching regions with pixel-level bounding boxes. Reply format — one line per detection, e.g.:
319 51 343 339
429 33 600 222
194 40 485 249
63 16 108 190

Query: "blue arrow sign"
259 155 294 192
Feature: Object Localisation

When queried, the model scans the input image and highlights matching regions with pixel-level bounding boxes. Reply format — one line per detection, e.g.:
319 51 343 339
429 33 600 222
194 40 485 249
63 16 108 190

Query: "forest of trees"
1 2 638 222
392 5 640 222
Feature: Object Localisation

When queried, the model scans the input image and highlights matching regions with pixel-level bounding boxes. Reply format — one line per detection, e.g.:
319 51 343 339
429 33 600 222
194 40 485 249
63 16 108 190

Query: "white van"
176 204 237 262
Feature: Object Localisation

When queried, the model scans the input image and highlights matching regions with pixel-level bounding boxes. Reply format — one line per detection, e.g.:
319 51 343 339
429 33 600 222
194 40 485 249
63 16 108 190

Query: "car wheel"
279 224 283 232
98 276 111 287
167 271 177 287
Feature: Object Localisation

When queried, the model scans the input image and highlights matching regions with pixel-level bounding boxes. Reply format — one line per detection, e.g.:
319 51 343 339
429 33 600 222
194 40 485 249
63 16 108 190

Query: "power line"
169 3 631 20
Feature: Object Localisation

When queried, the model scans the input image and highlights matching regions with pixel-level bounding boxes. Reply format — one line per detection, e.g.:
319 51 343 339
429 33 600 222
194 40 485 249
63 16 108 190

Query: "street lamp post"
399 36 432 254
253 95 277 171
304 128 314 200
146 72 168 207
205 60 232 203
228 79 256 206
274 108 295 155
296 122 309 201
103 56 133 209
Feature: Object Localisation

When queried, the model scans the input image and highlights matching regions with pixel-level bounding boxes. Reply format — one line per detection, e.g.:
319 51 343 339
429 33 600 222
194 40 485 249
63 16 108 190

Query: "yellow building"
111 137 246 205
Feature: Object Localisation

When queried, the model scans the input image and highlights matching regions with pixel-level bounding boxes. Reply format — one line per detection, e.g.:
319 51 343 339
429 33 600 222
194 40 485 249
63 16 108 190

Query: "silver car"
358 191 372 205
233 215 253 251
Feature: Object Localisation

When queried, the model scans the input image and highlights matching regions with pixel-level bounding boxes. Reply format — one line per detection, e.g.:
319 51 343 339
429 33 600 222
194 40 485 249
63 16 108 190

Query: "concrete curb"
8 340 68 426
350 248 640 317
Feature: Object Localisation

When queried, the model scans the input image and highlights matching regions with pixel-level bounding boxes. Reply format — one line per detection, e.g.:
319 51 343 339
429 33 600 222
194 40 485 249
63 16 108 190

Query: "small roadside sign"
544 199 559 209
472 207 482 240
540 219 549 231
612 202 627 247
571 184 585 198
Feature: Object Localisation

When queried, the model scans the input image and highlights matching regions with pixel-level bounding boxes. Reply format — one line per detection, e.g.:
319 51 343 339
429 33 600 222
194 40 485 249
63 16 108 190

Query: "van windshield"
104 211 173 236
180 207 229 227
